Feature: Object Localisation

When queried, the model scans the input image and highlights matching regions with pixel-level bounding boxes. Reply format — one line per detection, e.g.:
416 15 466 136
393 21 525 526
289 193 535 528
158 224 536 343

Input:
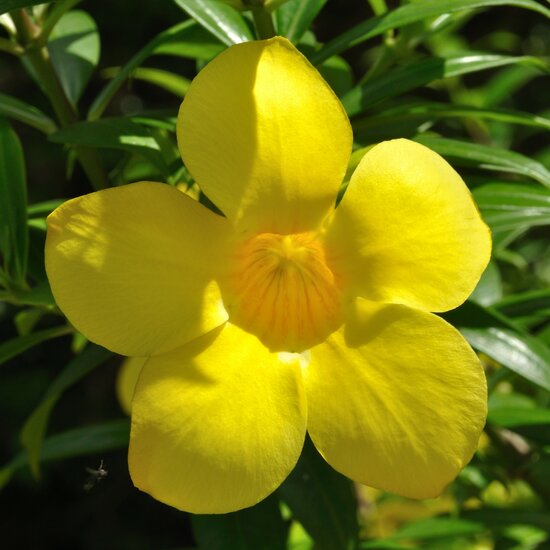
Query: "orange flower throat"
226 232 343 353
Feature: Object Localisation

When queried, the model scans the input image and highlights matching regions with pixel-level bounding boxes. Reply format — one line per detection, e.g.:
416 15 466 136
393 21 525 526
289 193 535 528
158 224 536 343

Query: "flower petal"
177 36 352 234
305 299 487 499
325 139 491 312
46 182 231 356
129 322 307 514
116 356 146 415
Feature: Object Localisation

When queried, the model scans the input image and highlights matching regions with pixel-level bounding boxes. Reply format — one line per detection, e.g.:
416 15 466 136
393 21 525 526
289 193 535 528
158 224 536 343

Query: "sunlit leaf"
474 183 550 234
49 117 169 174
444 301 550 392
48 10 100 105
275 0 327 43
103 66 191 98
173 0 253 46
0 93 57 134
387 517 486 541
415 135 550 187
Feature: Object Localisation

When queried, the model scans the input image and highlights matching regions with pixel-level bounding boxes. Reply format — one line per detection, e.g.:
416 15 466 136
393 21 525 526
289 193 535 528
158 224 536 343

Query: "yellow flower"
45 37 491 514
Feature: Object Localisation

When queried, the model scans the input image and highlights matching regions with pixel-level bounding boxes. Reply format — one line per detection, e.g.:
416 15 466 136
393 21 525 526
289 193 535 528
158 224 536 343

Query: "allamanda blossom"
45 37 491 514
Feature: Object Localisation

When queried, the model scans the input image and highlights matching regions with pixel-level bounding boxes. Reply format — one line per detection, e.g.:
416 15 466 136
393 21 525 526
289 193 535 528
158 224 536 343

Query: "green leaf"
343 55 548 116
474 184 550 244
0 419 129 490
444 301 550 392
275 0 327 43
88 20 223 120
353 102 550 141
49 117 168 174
463 509 550 530
494 289 550 321
192 495 287 550
48 10 100 105
0 117 28 286
462 327 550 392
16 280 56 307
0 325 72 367
312 0 550 64
278 438 358 550
414 135 550 187
103 66 191 98
387 517 486 541
27 198 65 218
0 93 57 134
470 260 503 307
0 0 50 14
489 407 550 428
20 344 112 476
173 0 253 46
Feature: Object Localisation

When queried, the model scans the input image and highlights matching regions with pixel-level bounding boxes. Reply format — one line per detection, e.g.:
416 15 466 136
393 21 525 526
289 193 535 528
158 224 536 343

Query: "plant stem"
246 0 276 39
10 9 106 190
0 36 23 54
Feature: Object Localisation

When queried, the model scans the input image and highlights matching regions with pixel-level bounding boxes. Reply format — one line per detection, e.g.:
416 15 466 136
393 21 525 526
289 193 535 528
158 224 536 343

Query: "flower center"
225 232 342 352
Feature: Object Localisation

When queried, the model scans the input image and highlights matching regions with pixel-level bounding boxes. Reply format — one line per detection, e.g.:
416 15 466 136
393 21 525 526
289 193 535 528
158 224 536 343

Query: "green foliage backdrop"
1 0 550 548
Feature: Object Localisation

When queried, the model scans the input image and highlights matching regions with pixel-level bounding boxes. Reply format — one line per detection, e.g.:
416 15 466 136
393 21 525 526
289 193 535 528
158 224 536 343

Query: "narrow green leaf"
463 509 550 530
414 135 550 187
88 20 223 120
353 102 550 140
192 495 287 550
0 325 72 367
474 182 550 248
343 55 548 116
0 419 129 490
16 280 55 307
312 0 550 64
173 0 253 46
0 117 28 285
388 517 486 541
279 438 358 550
494 289 550 320
48 10 100 105
489 407 550 427
0 93 57 134
470 261 503 307
462 327 550 391
103 66 191 98
474 183 550 234
27 198 65 218
0 0 51 14
444 301 550 392
20 344 112 476
275 0 327 43
49 118 168 174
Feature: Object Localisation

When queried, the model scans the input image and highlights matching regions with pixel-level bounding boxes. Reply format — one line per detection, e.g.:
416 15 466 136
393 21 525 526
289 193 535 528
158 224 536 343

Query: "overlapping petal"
324 139 491 312
46 182 232 357
129 322 307 514
177 36 352 234
116 356 146 415
305 299 487 499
